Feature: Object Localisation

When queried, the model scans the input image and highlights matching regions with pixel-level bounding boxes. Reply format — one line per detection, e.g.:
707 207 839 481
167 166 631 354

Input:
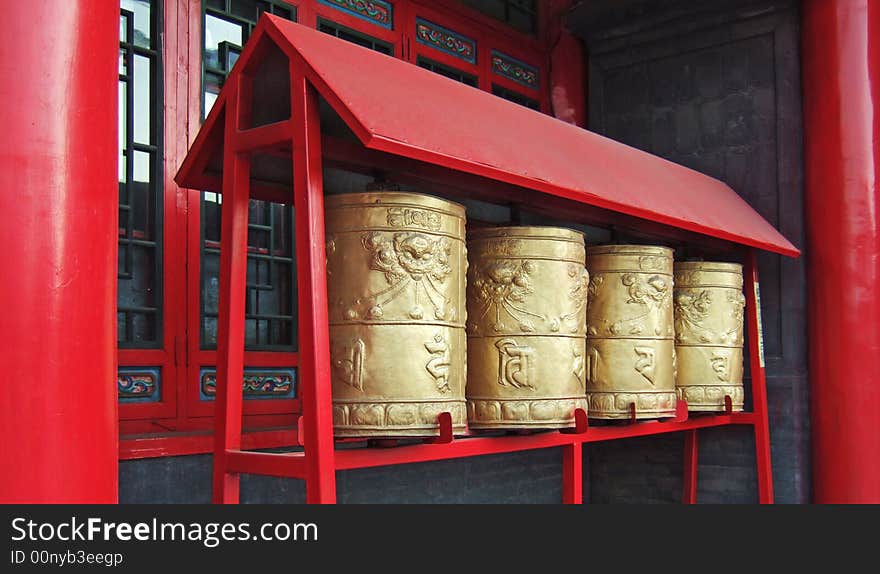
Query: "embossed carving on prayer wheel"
466 227 589 429
325 191 467 437
585 245 677 419
673 262 745 412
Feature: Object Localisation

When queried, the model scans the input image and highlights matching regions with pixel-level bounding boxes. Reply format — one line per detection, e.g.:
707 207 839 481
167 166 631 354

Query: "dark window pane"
231 0 257 20
318 18 393 55
119 1 162 348
200 194 297 350
417 56 478 87
460 0 536 35
492 83 540 110
200 1 298 351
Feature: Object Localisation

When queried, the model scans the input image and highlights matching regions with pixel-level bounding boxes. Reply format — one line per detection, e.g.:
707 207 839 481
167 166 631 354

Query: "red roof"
176 15 798 257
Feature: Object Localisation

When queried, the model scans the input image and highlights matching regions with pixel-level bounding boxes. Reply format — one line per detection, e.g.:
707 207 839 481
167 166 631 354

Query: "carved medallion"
361 231 452 320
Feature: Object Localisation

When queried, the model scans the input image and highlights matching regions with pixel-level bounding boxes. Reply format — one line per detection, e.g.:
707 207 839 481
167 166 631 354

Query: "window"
318 18 394 55
201 194 297 350
493 84 539 110
459 0 538 35
203 0 296 116
417 56 478 87
201 1 298 351
118 0 551 443
118 0 162 348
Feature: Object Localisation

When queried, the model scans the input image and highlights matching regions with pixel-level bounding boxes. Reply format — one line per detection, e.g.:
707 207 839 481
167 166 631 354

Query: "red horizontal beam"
120 413 754 469
119 428 298 460
225 449 306 479
333 412 756 471
233 119 293 153
580 412 755 443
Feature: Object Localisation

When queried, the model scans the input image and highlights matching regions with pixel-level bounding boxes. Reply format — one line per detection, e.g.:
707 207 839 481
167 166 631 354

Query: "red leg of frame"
682 430 698 504
744 250 774 504
291 64 337 503
212 77 250 504
562 443 583 504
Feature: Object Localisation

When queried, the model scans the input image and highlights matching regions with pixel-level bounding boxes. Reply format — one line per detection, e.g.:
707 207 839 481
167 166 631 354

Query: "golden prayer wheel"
585 245 677 419
673 262 746 411
466 227 589 429
324 191 468 437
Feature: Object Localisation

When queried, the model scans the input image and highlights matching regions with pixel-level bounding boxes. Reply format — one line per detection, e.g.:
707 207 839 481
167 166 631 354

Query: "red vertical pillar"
802 0 880 503
543 0 586 127
0 2 119 502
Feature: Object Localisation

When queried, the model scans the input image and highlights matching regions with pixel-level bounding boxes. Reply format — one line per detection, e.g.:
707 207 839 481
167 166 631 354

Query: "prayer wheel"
325 191 468 437
585 245 677 419
673 262 746 411
466 227 589 429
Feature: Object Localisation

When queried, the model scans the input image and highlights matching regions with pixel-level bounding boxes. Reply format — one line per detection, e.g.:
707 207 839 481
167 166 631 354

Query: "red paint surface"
545 0 586 126
744 251 774 504
289 70 337 504
0 1 119 502
803 0 880 503
179 16 798 257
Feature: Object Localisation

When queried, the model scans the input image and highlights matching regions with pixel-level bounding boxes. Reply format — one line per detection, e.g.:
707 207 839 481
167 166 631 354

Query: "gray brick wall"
572 0 809 503
120 449 563 504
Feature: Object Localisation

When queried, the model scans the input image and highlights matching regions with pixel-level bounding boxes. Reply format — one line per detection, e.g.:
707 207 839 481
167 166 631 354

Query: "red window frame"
119 0 554 452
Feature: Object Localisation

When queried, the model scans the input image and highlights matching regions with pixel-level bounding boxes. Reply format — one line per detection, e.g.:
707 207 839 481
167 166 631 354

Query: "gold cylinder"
585 245 677 419
324 191 467 437
465 227 589 429
673 262 745 411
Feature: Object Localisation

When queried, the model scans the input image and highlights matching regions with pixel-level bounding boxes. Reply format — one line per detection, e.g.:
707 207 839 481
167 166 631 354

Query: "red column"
543 0 586 127
0 2 119 502
802 0 880 503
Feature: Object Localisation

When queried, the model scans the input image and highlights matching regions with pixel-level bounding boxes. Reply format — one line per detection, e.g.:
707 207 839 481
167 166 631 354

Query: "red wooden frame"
119 0 555 447
198 21 777 504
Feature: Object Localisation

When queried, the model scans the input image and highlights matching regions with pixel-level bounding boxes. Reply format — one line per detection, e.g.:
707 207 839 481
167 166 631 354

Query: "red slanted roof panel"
178 15 799 257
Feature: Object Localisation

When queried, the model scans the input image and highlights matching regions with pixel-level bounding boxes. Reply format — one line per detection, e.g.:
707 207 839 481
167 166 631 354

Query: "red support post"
212 77 251 504
744 250 774 504
543 0 586 127
802 0 880 503
291 63 337 503
562 444 583 504
682 430 698 504
0 0 119 502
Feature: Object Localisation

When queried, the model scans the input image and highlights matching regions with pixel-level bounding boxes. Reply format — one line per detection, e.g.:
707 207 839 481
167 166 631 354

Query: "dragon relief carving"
586 274 605 336
471 260 544 332
550 264 589 333
606 273 670 336
357 231 453 321
674 288 745 345
727 290 746 343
